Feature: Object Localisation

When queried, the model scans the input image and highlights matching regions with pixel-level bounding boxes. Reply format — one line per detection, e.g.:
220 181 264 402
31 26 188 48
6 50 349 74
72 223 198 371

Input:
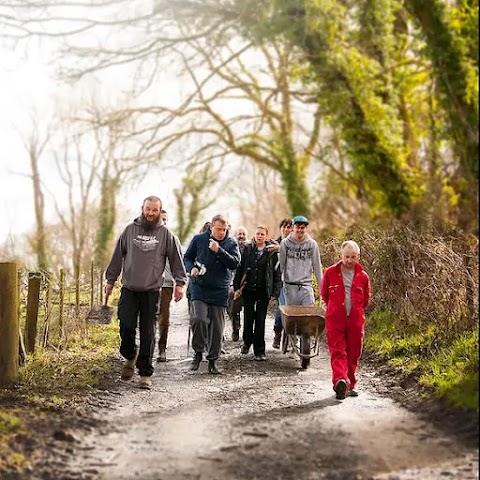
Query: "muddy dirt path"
60 299 477 480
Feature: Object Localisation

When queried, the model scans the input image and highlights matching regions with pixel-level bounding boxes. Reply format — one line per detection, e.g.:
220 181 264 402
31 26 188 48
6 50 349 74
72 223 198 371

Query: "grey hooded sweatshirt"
162 260 174 288
105 217 187 291
279 233 323 287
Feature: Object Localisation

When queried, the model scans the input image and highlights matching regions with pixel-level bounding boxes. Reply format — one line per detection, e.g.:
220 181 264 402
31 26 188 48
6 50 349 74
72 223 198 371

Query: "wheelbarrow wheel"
300 334 311 369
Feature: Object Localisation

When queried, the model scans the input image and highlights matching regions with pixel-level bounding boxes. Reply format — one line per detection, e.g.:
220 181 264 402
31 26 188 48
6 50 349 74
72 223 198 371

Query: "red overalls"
321 261 371 391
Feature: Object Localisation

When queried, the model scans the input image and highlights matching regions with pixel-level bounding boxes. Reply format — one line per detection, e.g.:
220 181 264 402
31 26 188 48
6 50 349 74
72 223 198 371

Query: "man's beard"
140 214 160 231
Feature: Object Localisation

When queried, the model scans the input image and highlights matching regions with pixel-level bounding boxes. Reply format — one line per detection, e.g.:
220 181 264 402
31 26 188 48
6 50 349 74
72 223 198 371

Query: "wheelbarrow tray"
279 305 325 337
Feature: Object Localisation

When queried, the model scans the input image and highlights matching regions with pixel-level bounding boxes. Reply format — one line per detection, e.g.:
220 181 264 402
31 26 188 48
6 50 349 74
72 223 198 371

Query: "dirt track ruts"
20 298 479 480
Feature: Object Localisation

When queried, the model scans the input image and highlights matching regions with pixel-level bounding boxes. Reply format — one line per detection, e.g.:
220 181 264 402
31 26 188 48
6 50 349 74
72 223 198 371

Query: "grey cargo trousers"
190 300 225 362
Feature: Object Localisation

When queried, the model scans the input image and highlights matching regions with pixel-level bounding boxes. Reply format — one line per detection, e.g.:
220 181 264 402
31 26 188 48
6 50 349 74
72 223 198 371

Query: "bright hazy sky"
0 51 178 243
0 43 241 249
0 47 52 245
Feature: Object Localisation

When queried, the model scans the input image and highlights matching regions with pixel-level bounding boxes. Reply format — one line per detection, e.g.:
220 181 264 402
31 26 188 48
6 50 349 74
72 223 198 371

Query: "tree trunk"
281 161 310 216
95 169 118 272
304 42 412 217
406 0 478 229
29 145 49 271
406 0 478 180
174 162 218 243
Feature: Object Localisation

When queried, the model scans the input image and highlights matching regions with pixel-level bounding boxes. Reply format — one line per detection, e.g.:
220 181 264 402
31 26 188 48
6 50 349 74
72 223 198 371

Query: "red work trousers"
325 313 365 390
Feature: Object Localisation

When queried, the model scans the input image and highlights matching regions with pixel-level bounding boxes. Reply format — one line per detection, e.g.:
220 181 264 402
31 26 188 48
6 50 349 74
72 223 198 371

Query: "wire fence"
18 262 108 357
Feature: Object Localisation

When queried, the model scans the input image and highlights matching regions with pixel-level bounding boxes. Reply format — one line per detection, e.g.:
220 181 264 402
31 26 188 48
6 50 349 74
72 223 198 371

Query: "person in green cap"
279 215 323 306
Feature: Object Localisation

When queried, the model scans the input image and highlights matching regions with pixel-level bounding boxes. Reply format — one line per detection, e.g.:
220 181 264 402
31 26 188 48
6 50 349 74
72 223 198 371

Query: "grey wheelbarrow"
279 304 326 369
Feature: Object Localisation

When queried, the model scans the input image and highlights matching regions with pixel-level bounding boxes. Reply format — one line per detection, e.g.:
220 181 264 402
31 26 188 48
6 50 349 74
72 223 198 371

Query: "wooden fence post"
90 262 94 308
17 270 26 365
25 272 41 354
59 268 65 338
0 262 19 386
75 263 80 317
99 267 104 305
17 270 21 320
42 271 52 348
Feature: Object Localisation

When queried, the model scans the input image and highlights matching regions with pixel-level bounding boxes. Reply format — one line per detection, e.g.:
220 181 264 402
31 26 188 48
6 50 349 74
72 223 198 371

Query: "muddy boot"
190 352 202 371
157 325 169 362
121 351 138 381
232 329 240 342
208 361 222 375
139 376 152 390
157 349 166 362
272 325 282 349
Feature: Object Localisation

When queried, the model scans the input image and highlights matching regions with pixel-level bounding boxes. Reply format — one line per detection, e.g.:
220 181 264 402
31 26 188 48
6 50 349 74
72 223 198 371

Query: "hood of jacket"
284 232 312 246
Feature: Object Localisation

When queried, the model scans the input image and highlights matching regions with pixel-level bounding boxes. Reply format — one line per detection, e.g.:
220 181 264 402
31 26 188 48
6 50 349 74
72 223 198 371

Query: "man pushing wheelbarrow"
279 216 324 369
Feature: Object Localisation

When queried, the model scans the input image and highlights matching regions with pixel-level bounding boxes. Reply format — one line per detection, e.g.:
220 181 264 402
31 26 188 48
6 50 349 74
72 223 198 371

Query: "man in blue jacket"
184 214 240 374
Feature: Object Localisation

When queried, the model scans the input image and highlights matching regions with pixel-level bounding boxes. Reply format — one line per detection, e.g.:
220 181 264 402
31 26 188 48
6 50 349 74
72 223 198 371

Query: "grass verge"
364 310 478 409
0 320 119 476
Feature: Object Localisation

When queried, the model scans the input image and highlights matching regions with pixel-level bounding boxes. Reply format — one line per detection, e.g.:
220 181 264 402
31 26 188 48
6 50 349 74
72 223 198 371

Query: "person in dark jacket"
184 214 240 374
271 218 293 348
233 226 282 361
105 196 187 390
227 226 249 341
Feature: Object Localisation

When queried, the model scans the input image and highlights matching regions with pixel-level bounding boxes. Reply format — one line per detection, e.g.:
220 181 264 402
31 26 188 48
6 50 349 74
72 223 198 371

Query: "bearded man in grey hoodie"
279 215 323 305
105 196 187 390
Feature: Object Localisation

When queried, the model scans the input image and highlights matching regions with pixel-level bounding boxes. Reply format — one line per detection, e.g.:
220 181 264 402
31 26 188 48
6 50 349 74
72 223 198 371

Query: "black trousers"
242 289 269 356
117 287 159 377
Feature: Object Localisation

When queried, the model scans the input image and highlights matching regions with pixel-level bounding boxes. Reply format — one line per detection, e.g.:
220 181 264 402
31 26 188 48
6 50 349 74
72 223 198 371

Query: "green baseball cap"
292 215 309 225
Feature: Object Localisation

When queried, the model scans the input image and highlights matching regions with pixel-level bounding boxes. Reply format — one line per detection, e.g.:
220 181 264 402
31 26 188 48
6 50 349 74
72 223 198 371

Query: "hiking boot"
121 353 138 380
347 389 359 397
139 376 152 390
254 354 267 361
208 361 222 375
334 379 347 400
190 353 202 371
232 329 240 342
272 325 282 349
241 345 249 355
157 349 166 363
